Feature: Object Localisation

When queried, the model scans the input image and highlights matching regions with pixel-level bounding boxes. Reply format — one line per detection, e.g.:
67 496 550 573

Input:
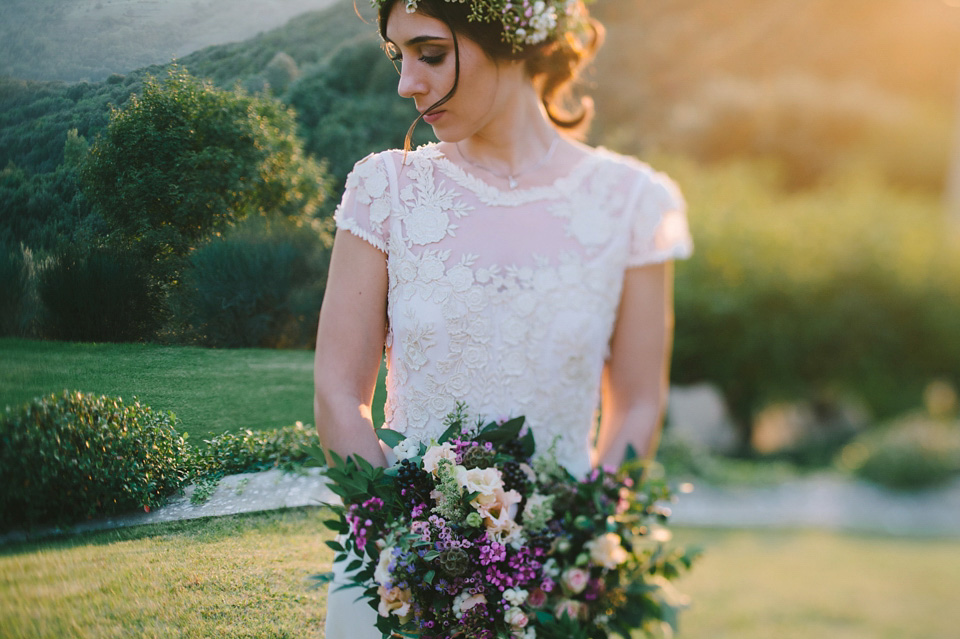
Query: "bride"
313 0 692 635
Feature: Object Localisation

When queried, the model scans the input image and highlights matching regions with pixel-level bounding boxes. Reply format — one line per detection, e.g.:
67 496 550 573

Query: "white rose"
464 287 486 311
447 264 475 292
407 203 449 245
369 195 391 226
504 606 530 628
455 466 503 497
422 442 457 475
397 258 418 283
501 316 528 345
461 344 488 368
418 254 445 282
513 291 536 316
428 394 455 418
585 532 629 569
392 437 419 461
362 167 388 200
374 548 394 586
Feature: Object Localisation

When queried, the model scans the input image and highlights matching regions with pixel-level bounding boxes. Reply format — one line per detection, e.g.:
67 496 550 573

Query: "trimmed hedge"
190 422 318 479
0 391 189 529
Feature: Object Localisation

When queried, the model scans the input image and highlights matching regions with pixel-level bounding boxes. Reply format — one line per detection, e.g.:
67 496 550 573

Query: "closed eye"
419 53 445 65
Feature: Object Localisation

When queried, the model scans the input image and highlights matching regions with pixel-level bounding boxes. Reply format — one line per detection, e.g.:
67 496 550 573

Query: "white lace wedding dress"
324 143 692 638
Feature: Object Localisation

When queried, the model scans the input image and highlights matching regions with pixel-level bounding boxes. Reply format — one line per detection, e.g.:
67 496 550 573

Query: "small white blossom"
392 437 419 460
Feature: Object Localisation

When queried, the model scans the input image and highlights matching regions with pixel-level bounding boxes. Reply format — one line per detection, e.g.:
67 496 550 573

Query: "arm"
593 261 675 468
313 229 389 466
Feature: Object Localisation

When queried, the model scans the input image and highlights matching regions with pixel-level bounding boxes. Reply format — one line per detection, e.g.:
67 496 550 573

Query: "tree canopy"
81 66 328 264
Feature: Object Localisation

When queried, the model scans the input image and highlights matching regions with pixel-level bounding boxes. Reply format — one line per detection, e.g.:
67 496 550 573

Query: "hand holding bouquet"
313 405 698 639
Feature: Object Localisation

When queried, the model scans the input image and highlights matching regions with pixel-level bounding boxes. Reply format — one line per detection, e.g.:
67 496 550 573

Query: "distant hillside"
0 0 336 83
2 0 957 239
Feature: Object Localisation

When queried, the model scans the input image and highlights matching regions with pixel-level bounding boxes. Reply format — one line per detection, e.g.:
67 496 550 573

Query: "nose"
397 63 424 100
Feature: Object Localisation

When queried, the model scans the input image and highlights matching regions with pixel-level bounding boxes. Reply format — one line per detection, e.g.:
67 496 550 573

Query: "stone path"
4 468 960 545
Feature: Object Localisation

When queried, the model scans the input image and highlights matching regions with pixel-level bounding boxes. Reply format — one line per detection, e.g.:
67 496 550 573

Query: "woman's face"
384 3 519 142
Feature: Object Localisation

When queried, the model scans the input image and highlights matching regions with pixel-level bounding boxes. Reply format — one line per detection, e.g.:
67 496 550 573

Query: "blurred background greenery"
2 0 960 482
3 3 960 638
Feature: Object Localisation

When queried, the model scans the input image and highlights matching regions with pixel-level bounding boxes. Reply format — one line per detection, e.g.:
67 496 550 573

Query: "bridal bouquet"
313 405 698 639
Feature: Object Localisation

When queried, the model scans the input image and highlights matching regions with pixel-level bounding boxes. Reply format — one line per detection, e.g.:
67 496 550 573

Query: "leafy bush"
0 391 190 529
37 245 161 342
174 216 330 348
81 65 328 273
663 157 960 448
189 421 318 479
838 416 960 491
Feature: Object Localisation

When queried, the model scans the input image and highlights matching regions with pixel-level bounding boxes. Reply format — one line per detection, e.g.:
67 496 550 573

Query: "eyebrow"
399 35 449 46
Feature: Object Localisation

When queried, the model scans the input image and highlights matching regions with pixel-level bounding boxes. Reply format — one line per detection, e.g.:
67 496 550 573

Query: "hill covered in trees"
0 0 336 83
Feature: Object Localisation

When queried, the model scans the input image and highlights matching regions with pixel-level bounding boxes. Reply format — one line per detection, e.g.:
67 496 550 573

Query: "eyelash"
385 48 445 66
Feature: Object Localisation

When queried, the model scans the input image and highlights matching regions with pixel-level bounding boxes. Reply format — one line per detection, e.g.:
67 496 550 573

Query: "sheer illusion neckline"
418 143 601 205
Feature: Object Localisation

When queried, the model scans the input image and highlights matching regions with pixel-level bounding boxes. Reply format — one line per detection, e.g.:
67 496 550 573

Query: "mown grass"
2 510 958 639
0 508 331 639
0 338 387 442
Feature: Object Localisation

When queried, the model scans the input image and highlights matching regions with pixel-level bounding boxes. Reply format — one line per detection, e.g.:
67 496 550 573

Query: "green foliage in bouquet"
0 390 189 530
311 406 699 639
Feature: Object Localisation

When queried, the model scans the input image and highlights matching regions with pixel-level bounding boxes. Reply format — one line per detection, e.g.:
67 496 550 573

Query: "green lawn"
2 510 958 639
0 339 387 442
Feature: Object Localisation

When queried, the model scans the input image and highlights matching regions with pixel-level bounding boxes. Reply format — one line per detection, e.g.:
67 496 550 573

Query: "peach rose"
422 442 457 475
585 532 629 569
377 585 412 619
453 591 487 617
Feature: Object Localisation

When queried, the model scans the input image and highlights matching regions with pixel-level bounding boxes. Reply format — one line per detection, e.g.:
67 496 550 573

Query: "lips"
422 110 444 125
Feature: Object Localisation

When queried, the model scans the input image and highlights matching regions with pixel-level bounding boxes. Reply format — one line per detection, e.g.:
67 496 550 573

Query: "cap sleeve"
333 152 396 253
627 168 693 268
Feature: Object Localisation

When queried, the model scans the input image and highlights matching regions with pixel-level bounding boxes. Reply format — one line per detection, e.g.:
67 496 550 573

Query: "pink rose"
561 567 590 595
504 607 529 628
527 588 547 608
554 599 583 620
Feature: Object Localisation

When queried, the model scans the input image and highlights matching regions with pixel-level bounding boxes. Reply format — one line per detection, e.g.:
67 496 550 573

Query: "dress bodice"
334 144 692 477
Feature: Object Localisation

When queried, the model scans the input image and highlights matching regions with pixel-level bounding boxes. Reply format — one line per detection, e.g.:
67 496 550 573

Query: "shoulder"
581 146 684 207
349 145 443 175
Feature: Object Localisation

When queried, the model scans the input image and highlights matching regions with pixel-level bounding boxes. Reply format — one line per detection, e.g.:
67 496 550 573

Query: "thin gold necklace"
456 136 560 190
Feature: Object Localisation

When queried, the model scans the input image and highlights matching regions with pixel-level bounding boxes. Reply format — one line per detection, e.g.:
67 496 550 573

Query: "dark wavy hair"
376 0 604 148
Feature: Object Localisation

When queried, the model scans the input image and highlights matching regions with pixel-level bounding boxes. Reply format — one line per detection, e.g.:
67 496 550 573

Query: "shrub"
173 216 330 348
838 416 960 491
37 245 161 342
0 391 190 529
660 156 960 449
189 421 318 479
0 247 26 336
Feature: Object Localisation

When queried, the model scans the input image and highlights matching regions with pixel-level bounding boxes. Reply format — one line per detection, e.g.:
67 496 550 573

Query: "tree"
81 65 328 273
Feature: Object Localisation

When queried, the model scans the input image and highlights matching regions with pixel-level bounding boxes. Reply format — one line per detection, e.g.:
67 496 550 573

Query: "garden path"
4 469 960 545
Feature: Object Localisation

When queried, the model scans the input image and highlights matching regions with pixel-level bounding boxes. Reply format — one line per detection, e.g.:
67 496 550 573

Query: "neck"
455 81 559 176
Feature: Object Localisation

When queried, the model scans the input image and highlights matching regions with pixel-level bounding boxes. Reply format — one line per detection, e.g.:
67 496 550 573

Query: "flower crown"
379 0 588 52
